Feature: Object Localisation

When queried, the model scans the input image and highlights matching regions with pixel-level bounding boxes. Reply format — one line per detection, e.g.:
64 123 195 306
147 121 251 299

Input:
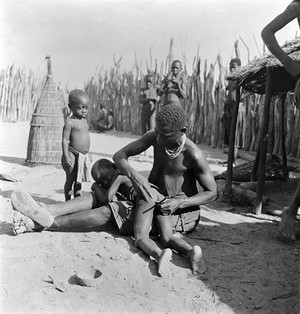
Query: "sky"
0 0 298 88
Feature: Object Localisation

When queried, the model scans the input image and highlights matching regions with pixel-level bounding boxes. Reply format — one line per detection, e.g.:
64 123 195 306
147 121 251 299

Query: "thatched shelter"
224 38 300 215
26 56 64 167
227 38 300 94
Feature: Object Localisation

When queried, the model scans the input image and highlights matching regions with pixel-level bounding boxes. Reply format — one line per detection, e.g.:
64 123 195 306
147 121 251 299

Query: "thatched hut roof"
227 38 300 94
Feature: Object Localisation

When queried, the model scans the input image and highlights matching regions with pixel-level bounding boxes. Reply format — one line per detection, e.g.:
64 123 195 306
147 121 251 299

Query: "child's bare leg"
157 248 172 277
64 168 76 201
74 182 82 198
279 181 300 240
63 152 76 200
134 196 170 276
187 246 206 275
157 215 206 274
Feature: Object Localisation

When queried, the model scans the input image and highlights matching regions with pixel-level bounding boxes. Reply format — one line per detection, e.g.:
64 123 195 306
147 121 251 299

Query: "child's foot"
12 210 35 235
11 189 54 228
157 248 172 278
189 245 206 275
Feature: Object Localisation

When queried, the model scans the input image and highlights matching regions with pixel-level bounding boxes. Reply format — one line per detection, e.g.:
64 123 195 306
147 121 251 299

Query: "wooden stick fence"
1 55 299 158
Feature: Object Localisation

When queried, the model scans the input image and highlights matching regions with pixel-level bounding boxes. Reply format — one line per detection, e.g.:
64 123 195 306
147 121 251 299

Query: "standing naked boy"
62 89 92 200
158 60 186 107
139 73 159 134
261 0 300 240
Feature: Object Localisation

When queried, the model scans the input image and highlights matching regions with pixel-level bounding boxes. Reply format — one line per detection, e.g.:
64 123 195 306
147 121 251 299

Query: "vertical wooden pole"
224 80 240 194
251 147 260 181
280 93 289 179
254 68 273 215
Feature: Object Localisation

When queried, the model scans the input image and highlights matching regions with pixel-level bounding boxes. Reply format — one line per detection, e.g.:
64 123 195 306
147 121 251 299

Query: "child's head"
171 60 182 76
229 58 241 72
91 159 119 188
145 72 156 88
68 90 89 118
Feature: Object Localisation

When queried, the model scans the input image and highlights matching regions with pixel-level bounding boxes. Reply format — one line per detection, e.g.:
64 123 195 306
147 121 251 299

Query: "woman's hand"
131 172 154 202
158 198 181 215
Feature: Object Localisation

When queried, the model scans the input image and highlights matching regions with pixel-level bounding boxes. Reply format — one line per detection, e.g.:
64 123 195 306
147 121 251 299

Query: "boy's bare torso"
69 118 90 154
165 76 184 103
225 80 236 104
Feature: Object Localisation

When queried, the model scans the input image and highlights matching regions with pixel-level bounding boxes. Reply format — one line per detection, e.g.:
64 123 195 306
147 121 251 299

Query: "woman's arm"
261 1 300 77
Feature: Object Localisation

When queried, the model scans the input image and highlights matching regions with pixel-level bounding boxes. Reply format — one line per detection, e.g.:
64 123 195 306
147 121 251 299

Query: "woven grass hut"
224 38 300 214
26 56 64 167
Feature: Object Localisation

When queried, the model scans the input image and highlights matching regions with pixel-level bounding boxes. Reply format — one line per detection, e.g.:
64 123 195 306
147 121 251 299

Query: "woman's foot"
11 189 54 227
12 210 35 235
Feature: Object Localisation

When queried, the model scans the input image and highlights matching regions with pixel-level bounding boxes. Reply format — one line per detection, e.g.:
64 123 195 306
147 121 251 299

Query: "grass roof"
227 38 300 94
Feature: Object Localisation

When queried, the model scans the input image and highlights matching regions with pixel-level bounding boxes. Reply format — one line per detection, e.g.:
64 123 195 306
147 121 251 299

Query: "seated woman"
12 158 205 277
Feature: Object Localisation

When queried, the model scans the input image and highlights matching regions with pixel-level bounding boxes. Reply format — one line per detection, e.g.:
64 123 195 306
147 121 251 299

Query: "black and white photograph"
0 0 299 313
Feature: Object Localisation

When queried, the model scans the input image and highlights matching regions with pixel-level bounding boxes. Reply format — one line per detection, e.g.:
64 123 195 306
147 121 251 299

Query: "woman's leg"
280 181 300 240
46 192 99 217
49 205 113 231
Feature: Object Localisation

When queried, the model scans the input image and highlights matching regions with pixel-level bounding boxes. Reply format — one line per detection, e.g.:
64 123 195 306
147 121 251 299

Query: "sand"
0 122 299 314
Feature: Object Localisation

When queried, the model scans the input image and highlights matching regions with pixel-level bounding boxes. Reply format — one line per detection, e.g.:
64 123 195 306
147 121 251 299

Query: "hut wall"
1 61 299 158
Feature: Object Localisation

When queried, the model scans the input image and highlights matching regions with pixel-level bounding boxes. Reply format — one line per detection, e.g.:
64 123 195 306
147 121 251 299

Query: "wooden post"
280 93 289 179
254 68 273 215
224 80 240 194
251 147 260 181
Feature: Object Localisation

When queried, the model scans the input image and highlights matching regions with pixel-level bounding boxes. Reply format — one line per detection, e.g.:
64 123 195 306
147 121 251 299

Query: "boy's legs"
141 112 147 134
74 181 82 198
62 151 77 201
134 196 162 261
156 215 206 274
133 188 167 259
156 215 192 255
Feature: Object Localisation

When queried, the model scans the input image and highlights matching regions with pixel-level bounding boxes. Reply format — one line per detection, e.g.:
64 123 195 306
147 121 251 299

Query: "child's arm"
171 76 186 99
178 76 187 99
158 77 169 96
106 175 131 202
62 120 72 167
139 90 149 104
91 176 131 205
91 183 108 205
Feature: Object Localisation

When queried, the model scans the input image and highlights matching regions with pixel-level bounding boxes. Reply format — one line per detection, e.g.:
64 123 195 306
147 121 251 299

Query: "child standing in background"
158 60 186 106
223 58 245 165
61 89 92 200
139 73 159 134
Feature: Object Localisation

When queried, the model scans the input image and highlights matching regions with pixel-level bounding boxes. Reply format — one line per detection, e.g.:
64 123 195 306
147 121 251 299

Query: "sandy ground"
0 122 299 314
